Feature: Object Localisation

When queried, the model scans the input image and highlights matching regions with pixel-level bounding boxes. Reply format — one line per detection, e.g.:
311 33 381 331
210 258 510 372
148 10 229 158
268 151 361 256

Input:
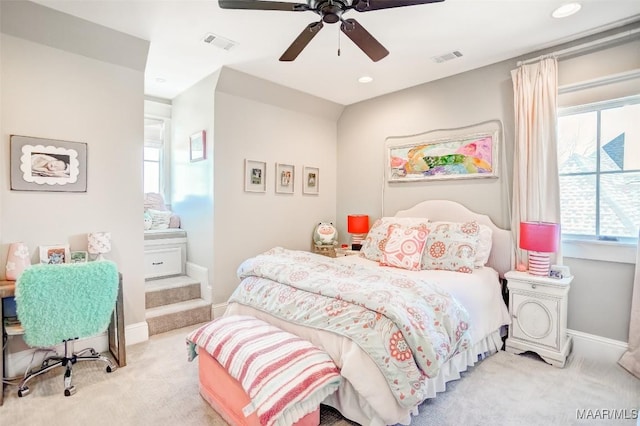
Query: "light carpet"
1 323 638 425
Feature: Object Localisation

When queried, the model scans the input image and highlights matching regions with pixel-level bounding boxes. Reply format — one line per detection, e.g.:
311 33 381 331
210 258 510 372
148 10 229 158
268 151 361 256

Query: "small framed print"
39 244 70 264
70 250 88 263
303 166 319 195
244 159 267 192
275 163 295 194
190 130 206 162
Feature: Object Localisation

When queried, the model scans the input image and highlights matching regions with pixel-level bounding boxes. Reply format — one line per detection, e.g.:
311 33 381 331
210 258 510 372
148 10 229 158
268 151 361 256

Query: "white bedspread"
334 255 511 347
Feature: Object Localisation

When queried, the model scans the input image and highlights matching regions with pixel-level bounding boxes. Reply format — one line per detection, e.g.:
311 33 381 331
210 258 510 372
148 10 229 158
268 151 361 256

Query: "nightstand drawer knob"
531 284 537 289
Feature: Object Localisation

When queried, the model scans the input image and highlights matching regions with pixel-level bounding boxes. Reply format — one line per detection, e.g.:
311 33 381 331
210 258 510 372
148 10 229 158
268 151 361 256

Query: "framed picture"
190 130 206 162
39 244 71 264
275 163 295 194
70 251 89 263
244 159 267 192
10 135 88 192
386 130 499 182
303 166 319 195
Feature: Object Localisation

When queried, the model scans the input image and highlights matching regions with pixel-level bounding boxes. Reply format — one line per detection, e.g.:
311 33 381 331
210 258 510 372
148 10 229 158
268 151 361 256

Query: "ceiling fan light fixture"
552 2 581 18
358 75 373 83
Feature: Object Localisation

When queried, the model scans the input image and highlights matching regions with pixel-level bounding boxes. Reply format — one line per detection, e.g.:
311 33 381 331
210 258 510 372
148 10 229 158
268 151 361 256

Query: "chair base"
17 338 116 397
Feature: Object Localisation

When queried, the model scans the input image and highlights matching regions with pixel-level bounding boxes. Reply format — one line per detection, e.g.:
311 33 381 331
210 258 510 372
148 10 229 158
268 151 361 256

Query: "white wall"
171 67 343 305
1 4 148 332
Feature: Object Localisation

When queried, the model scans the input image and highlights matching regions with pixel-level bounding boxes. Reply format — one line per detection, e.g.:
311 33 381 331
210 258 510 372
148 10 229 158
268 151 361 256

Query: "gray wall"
336 29 639 342
172 68 343 305
1 2 149 330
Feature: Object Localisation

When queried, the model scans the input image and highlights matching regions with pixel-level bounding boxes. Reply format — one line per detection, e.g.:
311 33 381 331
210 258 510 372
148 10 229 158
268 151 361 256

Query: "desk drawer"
144 247 182 279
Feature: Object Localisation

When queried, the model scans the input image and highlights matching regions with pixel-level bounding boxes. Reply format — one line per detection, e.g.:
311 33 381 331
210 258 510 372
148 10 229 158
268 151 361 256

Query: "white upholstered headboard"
395 200 514 277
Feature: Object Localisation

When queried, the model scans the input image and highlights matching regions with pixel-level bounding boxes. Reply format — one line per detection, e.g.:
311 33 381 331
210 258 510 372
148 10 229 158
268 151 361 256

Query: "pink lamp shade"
347 215 369 250
519 222 560 276
5 242 31 281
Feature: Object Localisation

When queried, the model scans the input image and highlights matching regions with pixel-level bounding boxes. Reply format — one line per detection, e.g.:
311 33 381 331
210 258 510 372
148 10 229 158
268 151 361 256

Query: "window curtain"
510 58 562 266
618 230 640 379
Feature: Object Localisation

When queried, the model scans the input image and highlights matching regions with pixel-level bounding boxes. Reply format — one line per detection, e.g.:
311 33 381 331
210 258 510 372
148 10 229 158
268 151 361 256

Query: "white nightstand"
504 270 573 368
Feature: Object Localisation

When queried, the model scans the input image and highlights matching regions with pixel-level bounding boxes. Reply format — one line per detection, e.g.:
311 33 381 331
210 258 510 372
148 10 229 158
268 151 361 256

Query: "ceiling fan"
218 0 444 62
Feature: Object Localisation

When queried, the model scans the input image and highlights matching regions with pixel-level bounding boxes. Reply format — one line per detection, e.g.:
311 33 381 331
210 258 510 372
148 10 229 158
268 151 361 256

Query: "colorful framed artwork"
244 159 267 192
275 163 295 194
303 166 319 195
386 129 499 182
190 130 206 162
70 251 89 263
39 244 71 264
10 135 88 192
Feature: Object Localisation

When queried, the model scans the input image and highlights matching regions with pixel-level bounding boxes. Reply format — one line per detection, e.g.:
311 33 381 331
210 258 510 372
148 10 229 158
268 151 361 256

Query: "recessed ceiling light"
552 2 582 18
358 76 373 84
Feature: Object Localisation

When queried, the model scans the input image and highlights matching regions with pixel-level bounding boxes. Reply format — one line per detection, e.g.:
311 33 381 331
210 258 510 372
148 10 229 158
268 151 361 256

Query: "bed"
222 200 513 425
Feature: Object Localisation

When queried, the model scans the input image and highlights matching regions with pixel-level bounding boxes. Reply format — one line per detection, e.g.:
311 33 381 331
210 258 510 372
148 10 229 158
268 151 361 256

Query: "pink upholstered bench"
198 349 320 426
187 315 341 426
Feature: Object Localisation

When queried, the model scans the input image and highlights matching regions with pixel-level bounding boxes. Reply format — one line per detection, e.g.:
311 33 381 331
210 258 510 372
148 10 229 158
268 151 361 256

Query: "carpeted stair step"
146 298 211 336
145 275 201 309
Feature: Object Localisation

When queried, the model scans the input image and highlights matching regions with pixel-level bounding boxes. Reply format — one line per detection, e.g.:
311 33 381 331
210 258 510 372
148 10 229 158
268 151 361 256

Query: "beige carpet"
1 324 638 425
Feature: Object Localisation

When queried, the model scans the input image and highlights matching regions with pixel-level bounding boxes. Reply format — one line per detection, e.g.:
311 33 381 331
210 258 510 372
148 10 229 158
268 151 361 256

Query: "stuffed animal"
313 222 338 246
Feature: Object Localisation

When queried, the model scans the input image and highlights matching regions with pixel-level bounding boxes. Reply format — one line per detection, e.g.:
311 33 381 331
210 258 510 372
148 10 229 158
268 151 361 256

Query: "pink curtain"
510 58 562 266
619 230 640 379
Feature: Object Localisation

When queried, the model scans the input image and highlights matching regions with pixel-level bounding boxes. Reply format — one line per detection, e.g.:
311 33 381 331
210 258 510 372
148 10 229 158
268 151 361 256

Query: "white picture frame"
275 163 295 194
39 244 71 264
244 159 267 193
303 166 319 195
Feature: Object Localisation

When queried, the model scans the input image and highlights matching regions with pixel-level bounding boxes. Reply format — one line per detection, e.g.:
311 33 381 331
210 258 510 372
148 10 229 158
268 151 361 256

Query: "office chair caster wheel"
18 387 30 397
64 386 76 397
106 365 114 373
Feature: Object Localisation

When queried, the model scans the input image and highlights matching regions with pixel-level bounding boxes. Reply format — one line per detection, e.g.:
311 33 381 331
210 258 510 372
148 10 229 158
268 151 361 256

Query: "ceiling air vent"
431 50 463 64
202 33 237 51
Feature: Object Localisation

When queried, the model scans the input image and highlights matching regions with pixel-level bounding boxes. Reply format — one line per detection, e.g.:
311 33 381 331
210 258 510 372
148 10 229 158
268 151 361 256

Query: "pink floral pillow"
422 221 480 274
379 224 430 271
360 217 429 262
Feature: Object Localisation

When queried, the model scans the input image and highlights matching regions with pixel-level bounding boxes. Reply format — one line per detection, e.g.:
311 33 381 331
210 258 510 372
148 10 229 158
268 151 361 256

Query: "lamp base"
350 234 366 251
528 252 550 276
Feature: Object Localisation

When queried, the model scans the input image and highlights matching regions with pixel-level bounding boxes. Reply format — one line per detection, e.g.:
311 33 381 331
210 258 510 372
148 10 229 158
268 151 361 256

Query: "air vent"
202 33 237 51
431 50 463 63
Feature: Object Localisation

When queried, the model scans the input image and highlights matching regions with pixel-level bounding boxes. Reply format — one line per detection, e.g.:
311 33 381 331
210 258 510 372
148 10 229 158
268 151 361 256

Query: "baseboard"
212 303 228 319
567 329 628 364
186 261 211 304
125 321 149 346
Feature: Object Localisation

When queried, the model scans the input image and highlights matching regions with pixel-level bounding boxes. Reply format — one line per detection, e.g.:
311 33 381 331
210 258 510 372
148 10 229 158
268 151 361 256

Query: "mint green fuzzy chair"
15 261 119 397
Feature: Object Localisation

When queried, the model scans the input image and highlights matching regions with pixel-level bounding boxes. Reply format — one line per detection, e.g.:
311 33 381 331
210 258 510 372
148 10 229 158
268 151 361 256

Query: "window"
557 96 640 243
144 117 165 195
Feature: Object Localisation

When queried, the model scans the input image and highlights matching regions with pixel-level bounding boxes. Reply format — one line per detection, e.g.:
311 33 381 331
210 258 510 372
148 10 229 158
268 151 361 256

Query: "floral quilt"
231 247 471 408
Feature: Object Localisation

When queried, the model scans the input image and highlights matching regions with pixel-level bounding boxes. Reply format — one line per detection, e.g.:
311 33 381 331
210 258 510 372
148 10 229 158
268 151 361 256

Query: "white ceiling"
33 0 640 105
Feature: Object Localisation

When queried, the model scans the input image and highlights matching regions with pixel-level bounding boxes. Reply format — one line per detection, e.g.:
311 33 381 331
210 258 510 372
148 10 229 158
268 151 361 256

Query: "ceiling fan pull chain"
338 28 341 57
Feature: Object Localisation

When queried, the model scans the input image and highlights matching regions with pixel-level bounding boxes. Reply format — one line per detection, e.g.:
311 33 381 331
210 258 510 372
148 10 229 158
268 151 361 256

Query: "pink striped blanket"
187 315 341 426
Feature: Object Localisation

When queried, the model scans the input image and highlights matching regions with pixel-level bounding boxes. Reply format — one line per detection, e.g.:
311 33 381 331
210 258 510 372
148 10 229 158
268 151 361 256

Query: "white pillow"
148 209 172 230
475 224 493 267
360 217 429 262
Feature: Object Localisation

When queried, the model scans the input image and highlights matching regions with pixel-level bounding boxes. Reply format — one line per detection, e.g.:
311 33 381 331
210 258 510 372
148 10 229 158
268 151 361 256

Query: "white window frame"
558 95 639 264
144 115 171 204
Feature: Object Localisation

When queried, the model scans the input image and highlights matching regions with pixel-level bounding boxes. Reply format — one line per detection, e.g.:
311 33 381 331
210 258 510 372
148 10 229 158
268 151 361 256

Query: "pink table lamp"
519 221 560 276
347 215 369 250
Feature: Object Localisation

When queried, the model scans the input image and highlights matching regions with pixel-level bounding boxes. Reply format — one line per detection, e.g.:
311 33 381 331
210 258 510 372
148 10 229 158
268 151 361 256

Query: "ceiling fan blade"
219 0 309 12
352 0 444 12
280 21 324 61
340 18 388 62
